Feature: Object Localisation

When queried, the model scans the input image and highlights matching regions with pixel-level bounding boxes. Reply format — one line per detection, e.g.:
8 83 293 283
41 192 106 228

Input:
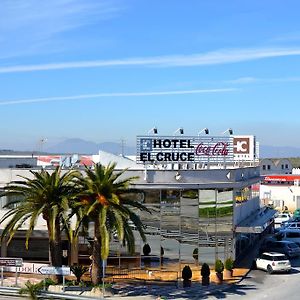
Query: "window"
281 164 284 169
262 165 266 170
286 232 300 238
286 164 289 169
267 165 271 170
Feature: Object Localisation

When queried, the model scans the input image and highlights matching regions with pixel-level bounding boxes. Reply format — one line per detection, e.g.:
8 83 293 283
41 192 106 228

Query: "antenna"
38 137 47 153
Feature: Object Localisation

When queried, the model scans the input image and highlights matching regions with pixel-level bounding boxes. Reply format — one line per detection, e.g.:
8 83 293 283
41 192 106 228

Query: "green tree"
0 167 80 268
74 162 149 284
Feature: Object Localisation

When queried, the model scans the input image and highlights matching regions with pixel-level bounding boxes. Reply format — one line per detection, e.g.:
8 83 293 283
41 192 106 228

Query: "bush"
71 265 89 284
182 265 192 281
215 259 224 273
143 243 151 256
201 263 210 277
19 281 43 300
224 257 234 271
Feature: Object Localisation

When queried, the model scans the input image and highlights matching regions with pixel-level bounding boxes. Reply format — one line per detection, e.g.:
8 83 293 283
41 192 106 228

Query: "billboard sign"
136 136 234 164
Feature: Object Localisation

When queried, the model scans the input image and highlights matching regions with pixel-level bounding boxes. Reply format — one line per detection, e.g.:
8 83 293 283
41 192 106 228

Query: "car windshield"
273 255 287 261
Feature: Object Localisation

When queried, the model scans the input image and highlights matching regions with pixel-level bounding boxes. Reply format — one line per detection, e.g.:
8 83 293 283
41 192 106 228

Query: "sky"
1 0 300 151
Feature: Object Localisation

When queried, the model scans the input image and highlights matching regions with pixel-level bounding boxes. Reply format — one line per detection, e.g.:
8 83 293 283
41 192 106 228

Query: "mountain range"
46 138 300 158
2 138 300 158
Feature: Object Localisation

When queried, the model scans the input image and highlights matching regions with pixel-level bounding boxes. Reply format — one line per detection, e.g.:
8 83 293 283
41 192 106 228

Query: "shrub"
201 263 210 277
182 265 192 281
215 259 224 273
19 281 43 300
143 243 151 256
224 257 234 271
71 265 89 284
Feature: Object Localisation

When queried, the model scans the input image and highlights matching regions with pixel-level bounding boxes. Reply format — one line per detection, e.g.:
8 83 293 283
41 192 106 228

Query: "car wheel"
267 265 273 274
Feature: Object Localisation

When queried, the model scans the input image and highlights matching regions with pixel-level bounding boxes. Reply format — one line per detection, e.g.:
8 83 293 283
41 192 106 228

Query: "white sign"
137 135 233 164
0 258 23 267
5 263 47 274
38 266 70 276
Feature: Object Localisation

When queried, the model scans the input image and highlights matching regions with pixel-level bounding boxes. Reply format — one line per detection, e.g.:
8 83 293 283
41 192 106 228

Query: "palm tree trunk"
47 218 63 283
91 219 102 285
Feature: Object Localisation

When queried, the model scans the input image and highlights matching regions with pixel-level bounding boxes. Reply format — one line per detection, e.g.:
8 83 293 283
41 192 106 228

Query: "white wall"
260 184 300 211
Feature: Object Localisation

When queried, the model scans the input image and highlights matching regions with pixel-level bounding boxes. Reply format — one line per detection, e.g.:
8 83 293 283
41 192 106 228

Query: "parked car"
275 229 300 246
259 240 300 258
274 212 292 225
293 209 300 218
254 252 291 274
280 222 300 230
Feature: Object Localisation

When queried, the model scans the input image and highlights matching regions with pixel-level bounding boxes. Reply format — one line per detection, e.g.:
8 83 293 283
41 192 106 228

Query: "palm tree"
74 162 149 284
0 167 80 268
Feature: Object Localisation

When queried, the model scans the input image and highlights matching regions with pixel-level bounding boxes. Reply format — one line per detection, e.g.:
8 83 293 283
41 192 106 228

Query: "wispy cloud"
0 88 237 106
1 47 300 73
227 76 300 84
0 0 122 59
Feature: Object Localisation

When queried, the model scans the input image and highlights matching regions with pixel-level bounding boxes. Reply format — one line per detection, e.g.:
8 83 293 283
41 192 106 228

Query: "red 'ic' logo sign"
233 137 250 154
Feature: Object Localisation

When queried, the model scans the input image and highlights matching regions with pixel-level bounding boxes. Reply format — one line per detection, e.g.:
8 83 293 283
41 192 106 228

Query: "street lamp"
198 128 209 135
173 127 184 135
148 127 158 134
222 128 233 135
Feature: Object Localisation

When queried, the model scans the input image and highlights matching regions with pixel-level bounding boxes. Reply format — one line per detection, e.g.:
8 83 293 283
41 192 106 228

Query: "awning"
235 207 276 234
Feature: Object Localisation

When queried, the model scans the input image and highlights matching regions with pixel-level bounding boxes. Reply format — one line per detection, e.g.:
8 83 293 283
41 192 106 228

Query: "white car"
254 252 291 274
274 213 291 225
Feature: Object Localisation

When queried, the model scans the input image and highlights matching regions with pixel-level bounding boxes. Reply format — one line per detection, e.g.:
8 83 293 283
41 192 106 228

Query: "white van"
275 229 300 246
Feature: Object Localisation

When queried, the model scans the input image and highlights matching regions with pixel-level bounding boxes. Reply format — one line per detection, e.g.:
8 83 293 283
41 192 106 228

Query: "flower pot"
202 276 210 286
183 279 191 288
224 269 233 278
216 272 223 284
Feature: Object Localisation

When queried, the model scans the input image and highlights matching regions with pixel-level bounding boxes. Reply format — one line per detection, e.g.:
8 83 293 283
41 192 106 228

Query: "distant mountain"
3 139 300 159
260 145 300 158
45 138 136 155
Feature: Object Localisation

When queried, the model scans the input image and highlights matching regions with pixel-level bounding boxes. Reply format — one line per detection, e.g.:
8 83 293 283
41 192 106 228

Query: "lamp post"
173 127 184 135
198 128 209 135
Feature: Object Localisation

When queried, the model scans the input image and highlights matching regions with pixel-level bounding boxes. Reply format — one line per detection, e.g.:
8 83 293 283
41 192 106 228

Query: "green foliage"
71 265 89 284
201 263 210 277
215 259 224 273
0 167 80 267
182 265 192 281
224 257 234 271
74 162 150 284
19 281 43 300
199 206 233 218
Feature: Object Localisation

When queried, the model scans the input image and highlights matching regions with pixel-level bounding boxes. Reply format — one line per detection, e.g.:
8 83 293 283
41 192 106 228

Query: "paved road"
208 256 300 300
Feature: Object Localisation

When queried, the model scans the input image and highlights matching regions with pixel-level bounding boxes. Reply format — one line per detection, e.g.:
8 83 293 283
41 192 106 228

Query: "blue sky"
1 0 300 151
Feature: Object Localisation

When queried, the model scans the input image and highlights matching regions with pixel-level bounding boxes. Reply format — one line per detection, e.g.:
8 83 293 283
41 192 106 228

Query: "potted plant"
143 243 151 256
143 243 151 266
182 265 192 287
224 257 234 278
201 263 210 286
192 248 199 265
215 259 224 283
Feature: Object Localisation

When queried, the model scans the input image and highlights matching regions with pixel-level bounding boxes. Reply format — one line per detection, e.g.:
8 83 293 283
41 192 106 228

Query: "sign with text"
38 266 70 276
0 258 23 267
137 135 234 164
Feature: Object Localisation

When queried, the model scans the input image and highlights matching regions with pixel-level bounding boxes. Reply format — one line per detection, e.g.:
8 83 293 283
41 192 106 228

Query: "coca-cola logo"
195 142 229 156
